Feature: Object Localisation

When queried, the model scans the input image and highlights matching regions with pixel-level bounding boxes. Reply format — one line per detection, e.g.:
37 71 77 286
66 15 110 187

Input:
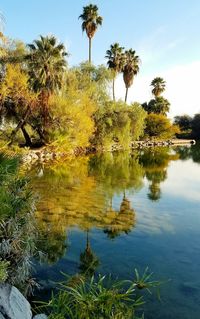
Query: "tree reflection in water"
31 148 181 265
139 147 179 201
79 230 99 276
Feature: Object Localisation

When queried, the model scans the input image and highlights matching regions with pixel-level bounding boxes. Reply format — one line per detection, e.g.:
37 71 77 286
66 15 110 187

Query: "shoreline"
20 138 196 166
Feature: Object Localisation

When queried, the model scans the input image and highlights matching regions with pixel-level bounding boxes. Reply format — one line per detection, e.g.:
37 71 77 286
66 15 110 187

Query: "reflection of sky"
112 158 200 236
163 159 200 202
113 191 175 235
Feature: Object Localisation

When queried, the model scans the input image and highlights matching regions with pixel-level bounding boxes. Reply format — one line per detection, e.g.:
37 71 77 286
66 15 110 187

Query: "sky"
1 0 200 117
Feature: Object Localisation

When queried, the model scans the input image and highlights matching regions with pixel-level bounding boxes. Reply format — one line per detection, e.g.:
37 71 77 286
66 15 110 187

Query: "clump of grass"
0 259 10 282
37 269 160 319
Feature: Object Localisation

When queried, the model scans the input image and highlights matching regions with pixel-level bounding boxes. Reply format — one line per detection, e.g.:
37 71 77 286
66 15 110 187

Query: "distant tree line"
174 114 200 139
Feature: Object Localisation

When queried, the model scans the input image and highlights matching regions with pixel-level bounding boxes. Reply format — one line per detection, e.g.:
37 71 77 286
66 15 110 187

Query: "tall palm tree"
123 49 140 103
105 43 124 101
27 35 67 126
79 4 103 64
151 77 166 98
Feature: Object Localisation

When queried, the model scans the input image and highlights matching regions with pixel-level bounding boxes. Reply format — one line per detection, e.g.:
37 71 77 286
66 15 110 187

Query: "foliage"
0 63 38 145
40 270 159 319
105 43 124 75
79 4 103 39
105 43 124 101
191 113 200 139
79 4 103 63
93 101 146 148
142 97 170 116
0 259 10 282
174 114 192 131
144 113 179 139
0 153 37 295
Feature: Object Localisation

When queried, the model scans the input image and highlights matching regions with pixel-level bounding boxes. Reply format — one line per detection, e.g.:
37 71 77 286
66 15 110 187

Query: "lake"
31 144 200 319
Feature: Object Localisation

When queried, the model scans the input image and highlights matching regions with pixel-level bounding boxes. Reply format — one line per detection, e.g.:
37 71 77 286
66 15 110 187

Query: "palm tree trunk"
125 87 128 103
112 78 115 101
89 37 92 64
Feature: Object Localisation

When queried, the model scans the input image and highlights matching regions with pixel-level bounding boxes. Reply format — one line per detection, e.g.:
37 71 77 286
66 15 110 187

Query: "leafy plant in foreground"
0 153 37 295
37 269 160 319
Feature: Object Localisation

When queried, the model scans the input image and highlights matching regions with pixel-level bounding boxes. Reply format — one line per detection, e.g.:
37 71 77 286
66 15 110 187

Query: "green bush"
0 153 37 295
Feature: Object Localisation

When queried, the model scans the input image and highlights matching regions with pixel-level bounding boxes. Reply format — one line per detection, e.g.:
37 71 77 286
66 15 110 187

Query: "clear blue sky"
1 0 200 115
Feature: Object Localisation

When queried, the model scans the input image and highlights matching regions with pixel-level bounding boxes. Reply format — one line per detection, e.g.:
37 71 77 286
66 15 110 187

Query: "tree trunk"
125 87 128 103
21 125 32 146
89 37 92 64
9 106 31 146
112 78 115 101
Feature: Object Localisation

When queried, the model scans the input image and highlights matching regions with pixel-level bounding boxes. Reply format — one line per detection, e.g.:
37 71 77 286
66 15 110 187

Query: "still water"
31 145 200 319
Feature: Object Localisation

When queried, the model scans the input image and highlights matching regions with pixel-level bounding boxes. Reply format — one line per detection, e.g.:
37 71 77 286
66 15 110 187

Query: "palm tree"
105 43 124 101
27 35 67 126
122 49 140 103
79 4 103 64
151 77 166 98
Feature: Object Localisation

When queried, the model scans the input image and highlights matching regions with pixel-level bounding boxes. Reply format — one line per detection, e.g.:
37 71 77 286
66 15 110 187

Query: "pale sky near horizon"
1 0 200 118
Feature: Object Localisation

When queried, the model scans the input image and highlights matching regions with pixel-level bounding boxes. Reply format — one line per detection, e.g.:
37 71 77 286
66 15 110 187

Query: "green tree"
79 4 103 64
105 43 124 101
122 49 140 103
144 113 179 139
174 115 192 131
151 77 166 98
142 96 170 116
0 63 38 146
27 35 67 130
191 113 200 139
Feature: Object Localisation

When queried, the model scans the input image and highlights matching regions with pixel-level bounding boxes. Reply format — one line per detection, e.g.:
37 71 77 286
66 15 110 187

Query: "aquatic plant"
38 269 160 319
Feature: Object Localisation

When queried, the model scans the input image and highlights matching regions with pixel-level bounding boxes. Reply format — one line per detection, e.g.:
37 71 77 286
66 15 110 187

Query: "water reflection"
139 147 179 201
175 142 200 163
79 230 100 276
30 145 200 319
31 147 181 264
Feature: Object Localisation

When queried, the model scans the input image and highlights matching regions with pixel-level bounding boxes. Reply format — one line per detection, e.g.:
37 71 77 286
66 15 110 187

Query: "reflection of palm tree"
79 230 99 277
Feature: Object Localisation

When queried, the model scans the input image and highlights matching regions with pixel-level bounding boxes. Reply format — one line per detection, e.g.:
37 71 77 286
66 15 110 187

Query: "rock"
33 315 48 319
0 313 6 319
0 284 32 319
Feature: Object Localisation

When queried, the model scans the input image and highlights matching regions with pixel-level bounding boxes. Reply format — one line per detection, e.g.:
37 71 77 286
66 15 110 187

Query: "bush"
0 153 37 295
144 113 179 139
93 101 146 148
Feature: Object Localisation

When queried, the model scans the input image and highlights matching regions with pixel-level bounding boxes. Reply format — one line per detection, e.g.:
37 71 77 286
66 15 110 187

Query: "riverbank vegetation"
174 113 200 139
0 154 37 295
41 270 160 319
0 4 182 155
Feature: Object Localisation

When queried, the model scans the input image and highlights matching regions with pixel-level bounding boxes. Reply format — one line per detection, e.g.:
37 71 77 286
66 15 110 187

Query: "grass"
36 269 161 319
